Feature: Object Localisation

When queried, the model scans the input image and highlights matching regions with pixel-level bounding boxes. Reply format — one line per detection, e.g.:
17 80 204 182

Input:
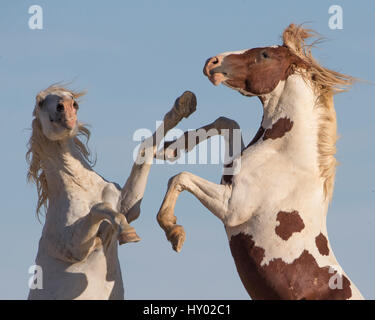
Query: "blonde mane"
26 85 93 219
282 23 355 201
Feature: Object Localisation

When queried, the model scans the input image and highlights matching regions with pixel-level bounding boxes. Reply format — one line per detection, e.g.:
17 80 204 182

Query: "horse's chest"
67 183 106 211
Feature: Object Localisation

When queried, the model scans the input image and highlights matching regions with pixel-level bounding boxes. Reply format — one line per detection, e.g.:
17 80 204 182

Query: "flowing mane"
282 23 356 201
26 85 93 218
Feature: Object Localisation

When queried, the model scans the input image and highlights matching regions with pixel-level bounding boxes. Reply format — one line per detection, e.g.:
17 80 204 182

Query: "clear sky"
0 1 374 299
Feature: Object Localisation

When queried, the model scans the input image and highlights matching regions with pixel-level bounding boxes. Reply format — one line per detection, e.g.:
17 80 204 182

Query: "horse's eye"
73 101 79 110
38 100 44 108
261 51 269 59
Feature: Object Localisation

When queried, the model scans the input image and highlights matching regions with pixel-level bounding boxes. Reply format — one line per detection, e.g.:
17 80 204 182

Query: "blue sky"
0 1 374 299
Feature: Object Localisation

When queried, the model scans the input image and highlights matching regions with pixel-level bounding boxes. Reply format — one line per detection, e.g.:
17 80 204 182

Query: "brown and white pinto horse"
156 24 364 300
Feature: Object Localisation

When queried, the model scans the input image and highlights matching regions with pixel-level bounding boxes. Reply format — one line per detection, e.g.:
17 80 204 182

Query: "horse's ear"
283 24 300 52
36 92 45 108
71 90 86 100
282 23 315 56
34 92 45 116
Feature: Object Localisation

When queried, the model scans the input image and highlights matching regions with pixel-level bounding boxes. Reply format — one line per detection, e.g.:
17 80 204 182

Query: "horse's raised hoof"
174 91 197 119
118 229 141 245
167 224 186 252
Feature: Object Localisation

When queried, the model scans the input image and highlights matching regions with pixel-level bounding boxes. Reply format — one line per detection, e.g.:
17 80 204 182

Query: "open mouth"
49 114 76 130
52 118 76 130
208 71 228 86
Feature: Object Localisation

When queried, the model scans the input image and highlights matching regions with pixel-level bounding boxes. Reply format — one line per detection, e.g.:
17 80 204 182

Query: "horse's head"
203 24 318 97
34 86 83 141
27 85 91 217
203 45 308 97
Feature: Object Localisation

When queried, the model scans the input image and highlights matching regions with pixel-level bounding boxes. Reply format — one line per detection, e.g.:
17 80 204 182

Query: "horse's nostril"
203 56 222 77
56 103 64 112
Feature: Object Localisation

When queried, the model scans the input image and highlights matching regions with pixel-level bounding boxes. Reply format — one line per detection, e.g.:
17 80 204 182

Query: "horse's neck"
260 74 321 176
41 138 96 200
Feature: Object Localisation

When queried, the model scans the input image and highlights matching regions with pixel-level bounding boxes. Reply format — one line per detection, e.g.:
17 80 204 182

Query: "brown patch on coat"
275 210 305 241
315 233 330 256
229 233 280 299
263 117 294 141
229 233 352 300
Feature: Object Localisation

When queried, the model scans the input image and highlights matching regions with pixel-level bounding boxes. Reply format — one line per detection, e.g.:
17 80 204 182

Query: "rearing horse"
157 24 364 300
27 85 196 299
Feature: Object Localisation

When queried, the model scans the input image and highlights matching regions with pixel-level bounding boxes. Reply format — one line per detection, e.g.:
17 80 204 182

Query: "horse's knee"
91 202 123 226
91 202 112 213
214 116 240 130
168 171 190 190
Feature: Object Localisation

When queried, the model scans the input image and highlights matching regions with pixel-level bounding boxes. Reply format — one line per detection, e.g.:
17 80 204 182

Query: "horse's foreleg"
120 91 197 223
89 202 141 245
157 171 230 252
156 117 245 252
156 116 244 162
44 202 140 263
